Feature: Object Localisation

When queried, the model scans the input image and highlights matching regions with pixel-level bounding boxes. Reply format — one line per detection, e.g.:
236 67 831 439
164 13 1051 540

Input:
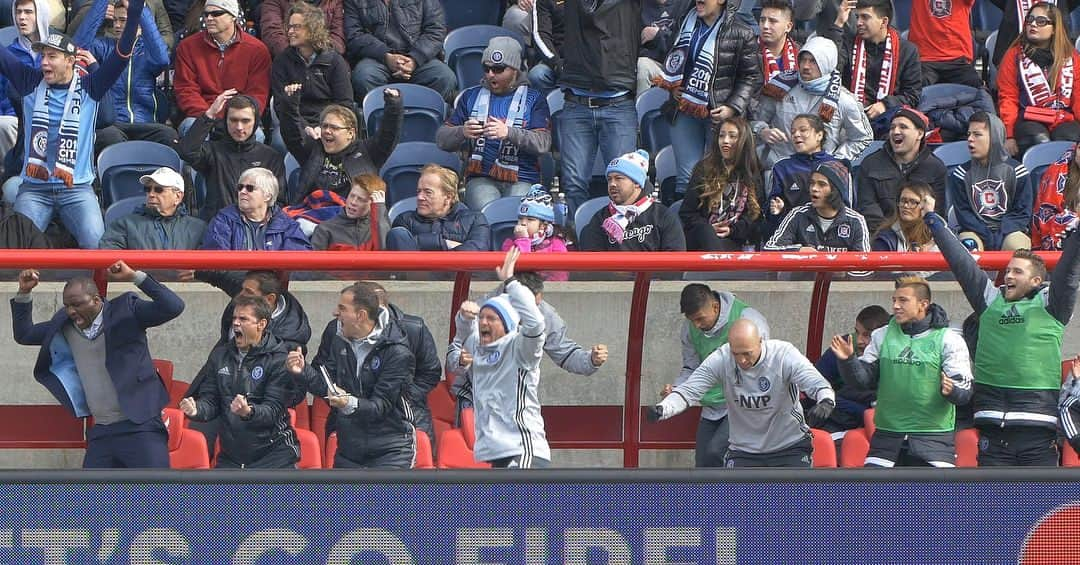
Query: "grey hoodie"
947 114 1032 248
12 0 51 55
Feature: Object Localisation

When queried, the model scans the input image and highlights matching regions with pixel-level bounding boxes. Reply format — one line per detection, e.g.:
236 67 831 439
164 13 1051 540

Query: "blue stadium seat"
481 195 525 250
973 2 1002 33
892 0 911 31
444 25 525 92
441 0 503 30
97 141 183 207
103 195 145 226
284 152 301 204
388 196 418 224
1023 141 1075 190
655 146 677 198
932 141 972 169
378 141 462 206
637 87 671 156
984 30 999 85
363 83 446 143
574 196 609 240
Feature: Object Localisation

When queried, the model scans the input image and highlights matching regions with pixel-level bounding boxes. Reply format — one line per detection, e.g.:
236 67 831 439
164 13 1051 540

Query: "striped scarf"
761 69 845 122
851 27 901 106
26 64 88 187
761 37 798 81
655 10 722 119
466 85 530 182
602 195 653 242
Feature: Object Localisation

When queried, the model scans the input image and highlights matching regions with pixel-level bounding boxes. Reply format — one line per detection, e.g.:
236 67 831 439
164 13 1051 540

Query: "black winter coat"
272 47 355 157
391 202 492 251
827 24 922 109
343 0 447 65
854 144 948 232
560 0 641 93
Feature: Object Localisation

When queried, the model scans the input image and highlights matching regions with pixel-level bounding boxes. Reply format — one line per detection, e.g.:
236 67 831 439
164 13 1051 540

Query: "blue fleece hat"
481 295 519 334
606 149 650 188
518 185 555 223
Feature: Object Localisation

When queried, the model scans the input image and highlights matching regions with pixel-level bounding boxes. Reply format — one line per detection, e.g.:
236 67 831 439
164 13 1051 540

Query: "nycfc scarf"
655 11 722 119
851 27 901 106
761 37 798 81
761 69 845 122
602 195 653 242
1019 51 1074 110
27 64 88 187
467 85 530 182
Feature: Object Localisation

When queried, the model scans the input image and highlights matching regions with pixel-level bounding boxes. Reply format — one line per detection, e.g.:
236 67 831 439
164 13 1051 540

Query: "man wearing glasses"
173 0 271 136
436 37 551 211
11 260 186 468
99 166 207 249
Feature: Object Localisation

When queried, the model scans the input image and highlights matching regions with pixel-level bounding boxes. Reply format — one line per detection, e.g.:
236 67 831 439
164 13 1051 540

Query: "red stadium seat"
311 397 331 454
863 408 876 438
169 380 190 408
840 428 870 468
433 418 452 445
811 428 837 468
955 428 979 467
1064 442 1080 467
414 429 434 469
162 407 210 469
436 428 490 469
461 407 477 449
325 432 338 468
296 427 322 469
293 400 311 431
428 381 456 425
153 359 174 392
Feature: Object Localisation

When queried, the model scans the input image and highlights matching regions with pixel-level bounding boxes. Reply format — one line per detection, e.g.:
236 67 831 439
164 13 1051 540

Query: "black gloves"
646 404 663 423
807 398 835 428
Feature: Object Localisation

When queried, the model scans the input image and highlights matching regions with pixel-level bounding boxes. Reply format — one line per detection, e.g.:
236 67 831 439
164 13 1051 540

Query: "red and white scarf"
1016 0 1057 32
1019 51 1074 108
851 27 901 106
761 37 798 81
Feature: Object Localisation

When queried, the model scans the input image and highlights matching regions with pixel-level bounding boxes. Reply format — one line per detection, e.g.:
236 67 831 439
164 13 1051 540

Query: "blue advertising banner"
0 472 1077 564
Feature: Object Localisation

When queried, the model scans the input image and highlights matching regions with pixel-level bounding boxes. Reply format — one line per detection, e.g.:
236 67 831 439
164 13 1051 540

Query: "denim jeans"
527 63 559 92
669 112 711 196
464 177 533 212
351 59 458 103
15 182 105 248
558 97 638 211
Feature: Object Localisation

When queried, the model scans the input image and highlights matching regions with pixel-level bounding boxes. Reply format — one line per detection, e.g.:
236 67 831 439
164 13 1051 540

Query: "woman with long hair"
680 117 765 250
1033 143 1080 250
872 182 938 253
997 1 1080 156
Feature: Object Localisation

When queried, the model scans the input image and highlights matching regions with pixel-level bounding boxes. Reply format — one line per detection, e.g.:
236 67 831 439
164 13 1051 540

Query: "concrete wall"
3 276 1078 468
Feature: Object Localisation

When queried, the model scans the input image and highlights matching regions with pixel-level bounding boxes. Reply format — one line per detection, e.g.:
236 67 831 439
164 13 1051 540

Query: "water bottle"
552 177 569 228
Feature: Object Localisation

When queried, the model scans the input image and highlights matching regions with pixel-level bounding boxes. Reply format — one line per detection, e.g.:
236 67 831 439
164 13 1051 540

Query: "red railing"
0 250 1059 466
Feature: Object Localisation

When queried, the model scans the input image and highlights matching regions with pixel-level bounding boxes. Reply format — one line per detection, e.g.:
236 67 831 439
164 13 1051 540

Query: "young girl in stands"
501 186 569 281
310 174 389 250
680 117 765 251
766 114 840 233
1032 142 1080 250
998 2 1080 157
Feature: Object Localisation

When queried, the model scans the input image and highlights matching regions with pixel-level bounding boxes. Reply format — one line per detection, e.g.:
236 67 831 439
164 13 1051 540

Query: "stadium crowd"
6 0 1080 468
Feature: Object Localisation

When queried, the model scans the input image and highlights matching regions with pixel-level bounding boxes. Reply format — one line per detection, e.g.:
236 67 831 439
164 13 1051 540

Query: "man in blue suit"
11 259 185 468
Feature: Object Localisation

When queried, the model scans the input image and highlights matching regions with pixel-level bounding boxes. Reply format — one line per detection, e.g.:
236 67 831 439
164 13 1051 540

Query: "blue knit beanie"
606 149 650 188
481 295 519 333
518 185 555 223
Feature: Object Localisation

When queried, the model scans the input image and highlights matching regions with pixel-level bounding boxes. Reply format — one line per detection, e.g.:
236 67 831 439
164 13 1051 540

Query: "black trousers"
725 435 813 468
977 426 1059 466
216 441 298 469
921 60 983 88
1014 119 1080 155
695 417 729 467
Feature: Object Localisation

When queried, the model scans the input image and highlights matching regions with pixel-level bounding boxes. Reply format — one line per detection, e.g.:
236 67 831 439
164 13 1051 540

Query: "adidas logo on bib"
892 345 922 366
998 305 1025 325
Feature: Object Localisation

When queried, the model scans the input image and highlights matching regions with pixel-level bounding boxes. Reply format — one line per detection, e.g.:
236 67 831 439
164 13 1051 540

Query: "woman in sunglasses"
998 2 1080 156
201 167 311 250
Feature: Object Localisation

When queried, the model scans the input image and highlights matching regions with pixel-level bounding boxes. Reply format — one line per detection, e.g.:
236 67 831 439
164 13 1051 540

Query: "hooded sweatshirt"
752 37 873 167
0 0 50 116
947 114 1032 250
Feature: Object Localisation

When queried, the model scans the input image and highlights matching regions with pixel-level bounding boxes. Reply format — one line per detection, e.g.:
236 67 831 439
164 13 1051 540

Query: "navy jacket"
392 202 491 251
201 205 312 251
10 275 184 423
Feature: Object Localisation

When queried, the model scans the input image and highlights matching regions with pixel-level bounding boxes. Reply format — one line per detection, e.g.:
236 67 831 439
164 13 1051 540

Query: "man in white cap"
172 0 271 134
753 35 872 168
0 4 145 249
579 149 686 251
99 166 208 250
436 36 552 211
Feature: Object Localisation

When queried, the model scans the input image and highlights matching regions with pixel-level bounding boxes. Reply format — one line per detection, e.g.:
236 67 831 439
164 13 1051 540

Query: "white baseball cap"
139 167 185 193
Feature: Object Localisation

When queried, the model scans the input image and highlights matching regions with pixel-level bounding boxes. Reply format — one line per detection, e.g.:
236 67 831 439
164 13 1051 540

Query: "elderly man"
12 260 185 468
98 166 207 250
181 294 300 469
386 164 491 251
0 1 145 248
649 319 835 468
579 150 685 251
201 167 311 251
436 37 551 212
754 36 872 168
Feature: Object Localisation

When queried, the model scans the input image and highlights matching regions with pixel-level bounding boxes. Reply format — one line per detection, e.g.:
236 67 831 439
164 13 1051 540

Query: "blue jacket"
201 205 313 251
767 151 840 237
74 0 170 123
0 37 36 117
10 275 185 423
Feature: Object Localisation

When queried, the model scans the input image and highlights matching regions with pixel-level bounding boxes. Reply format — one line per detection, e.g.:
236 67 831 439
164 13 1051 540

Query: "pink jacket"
500 235 569 281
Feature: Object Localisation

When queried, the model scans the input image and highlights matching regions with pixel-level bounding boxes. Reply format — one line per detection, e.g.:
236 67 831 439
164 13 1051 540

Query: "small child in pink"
500 186 569 281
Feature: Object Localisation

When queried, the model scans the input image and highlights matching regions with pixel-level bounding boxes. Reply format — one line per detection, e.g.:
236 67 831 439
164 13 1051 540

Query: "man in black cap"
854 106 948 232
0 1 145 249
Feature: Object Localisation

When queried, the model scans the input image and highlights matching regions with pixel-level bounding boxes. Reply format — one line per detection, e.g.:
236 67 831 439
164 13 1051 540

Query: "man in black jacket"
181 295 301 469
854 107 947 232
827 0 922 139
557 0 641 210
529 0 566 90
344 0 457 102
177 93 288 220
635 0 688 96
286 282 417 468
580 149 686 250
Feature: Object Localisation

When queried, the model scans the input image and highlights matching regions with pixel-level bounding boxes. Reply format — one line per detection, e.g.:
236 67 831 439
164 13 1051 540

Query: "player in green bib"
832 276 973 466
663 284 770 467
924 194 1080 465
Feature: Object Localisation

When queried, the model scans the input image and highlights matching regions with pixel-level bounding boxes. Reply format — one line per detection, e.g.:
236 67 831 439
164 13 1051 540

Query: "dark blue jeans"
557 97 638 211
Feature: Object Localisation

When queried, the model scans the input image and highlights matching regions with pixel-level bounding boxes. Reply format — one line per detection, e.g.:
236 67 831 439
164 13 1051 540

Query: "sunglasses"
1025 15 1053 27
483 64 508 74
202 9 229 18
143 185 173 194
237 183 258 193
